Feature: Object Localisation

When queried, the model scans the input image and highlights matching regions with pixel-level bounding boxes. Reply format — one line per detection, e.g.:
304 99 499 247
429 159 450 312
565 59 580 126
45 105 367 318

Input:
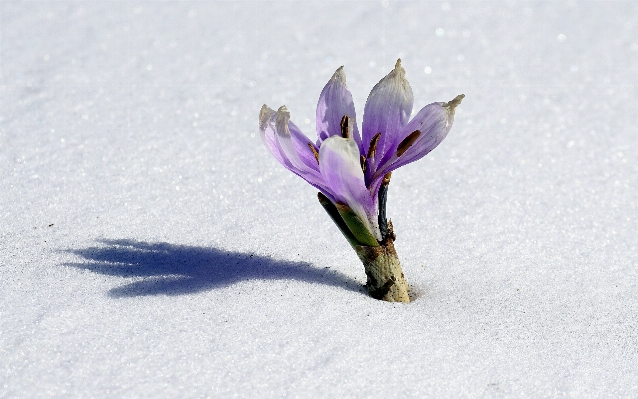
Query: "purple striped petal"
274 106 321 175
315 66 361 148
362 59 414 178
259 105 288 166
289 120 322 172
260 104 329 193
319 136 381 240
371 95 464 185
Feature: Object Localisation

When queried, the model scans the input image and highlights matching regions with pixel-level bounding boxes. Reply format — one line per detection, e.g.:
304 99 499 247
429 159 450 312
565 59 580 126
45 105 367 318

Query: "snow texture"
1 1 637 398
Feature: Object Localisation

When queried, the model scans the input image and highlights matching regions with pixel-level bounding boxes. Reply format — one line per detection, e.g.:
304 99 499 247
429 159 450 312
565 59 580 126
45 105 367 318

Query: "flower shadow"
64 239 362 298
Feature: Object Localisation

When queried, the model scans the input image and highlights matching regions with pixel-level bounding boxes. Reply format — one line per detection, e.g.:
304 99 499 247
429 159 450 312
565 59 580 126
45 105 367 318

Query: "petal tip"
393 58 405 76
259 104 274 130
377 58 408 86
331 65 347 84
275 106 291 136
443 94 465 110
260 104 272 115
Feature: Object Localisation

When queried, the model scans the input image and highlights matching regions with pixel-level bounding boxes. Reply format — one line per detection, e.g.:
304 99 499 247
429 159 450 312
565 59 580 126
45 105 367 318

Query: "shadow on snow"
64 239 362 298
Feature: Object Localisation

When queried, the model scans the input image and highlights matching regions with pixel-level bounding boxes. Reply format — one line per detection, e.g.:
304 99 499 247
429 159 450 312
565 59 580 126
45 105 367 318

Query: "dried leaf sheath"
353 222 409 302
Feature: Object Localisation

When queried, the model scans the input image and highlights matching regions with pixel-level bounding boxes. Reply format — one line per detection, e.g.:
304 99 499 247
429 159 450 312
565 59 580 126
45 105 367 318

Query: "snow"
1 1 637 397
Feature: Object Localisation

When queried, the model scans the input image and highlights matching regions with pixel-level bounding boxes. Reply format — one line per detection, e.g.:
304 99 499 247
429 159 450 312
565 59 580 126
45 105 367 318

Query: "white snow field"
1 1 637 398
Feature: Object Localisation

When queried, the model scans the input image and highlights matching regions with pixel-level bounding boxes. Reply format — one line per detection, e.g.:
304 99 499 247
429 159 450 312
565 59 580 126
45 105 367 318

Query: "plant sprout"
259 60 463 302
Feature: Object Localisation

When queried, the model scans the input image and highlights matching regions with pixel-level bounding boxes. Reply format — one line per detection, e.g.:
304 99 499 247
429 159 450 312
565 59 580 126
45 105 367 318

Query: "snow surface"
2 1 638 398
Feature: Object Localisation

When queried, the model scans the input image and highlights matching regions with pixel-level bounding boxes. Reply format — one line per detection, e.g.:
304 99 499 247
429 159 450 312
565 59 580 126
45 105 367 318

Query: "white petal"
319 136 381 240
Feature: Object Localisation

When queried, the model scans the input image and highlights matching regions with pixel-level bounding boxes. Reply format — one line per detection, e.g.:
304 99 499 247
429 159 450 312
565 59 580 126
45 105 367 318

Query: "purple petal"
259 105 330 193
372 95 463 184
362 59 414 178
274 106 321 175
259 105 289 166
319 136 381 240
289 120 322 172
315 66 361 148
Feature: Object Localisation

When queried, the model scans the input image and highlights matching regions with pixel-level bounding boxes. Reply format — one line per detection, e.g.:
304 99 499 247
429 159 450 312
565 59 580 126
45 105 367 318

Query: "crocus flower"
259 60 463 302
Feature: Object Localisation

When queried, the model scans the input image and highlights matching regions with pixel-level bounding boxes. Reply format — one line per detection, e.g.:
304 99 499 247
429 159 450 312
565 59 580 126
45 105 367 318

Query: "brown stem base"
353 223 410 302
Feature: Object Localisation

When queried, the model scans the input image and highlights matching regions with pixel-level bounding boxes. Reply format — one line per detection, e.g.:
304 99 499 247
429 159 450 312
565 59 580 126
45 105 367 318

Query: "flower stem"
353 221 410 302
318 193 410 302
